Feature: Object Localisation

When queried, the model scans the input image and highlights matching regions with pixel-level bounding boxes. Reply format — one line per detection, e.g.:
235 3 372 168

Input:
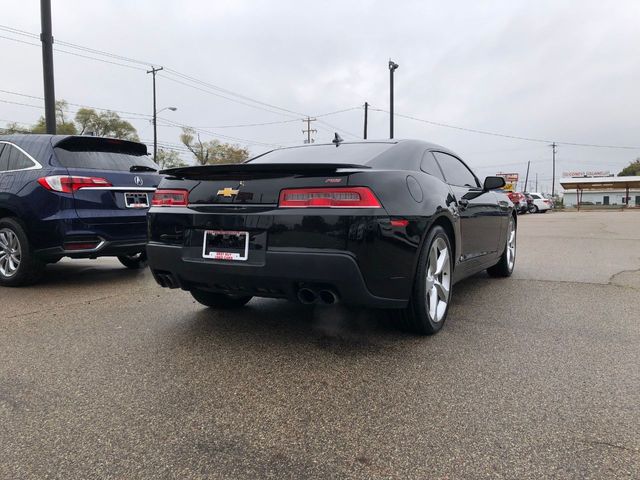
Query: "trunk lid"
53 137 161 224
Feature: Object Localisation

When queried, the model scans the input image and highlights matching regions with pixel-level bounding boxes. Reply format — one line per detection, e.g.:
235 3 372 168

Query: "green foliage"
155 149 188 169
1 122 31 134
618 158 640 176
74 108 139 141
10 100 139 141
31 100 78 134
180 127 249 165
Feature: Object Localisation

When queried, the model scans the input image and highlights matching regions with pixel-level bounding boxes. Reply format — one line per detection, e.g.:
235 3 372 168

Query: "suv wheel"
0 217 44 287
118 251 148 269
397 226 453 335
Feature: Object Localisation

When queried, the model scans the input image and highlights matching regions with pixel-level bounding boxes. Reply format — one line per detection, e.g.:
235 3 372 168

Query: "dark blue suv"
0 134 161 286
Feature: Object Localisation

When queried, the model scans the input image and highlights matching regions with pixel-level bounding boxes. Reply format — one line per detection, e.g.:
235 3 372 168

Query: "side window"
420 152 446 181
5 144 35 171
531 194 541 199
433 152 478 188
0 144 10 172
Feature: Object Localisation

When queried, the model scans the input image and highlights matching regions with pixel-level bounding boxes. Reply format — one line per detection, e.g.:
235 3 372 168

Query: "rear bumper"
35 238 147 260
147 243 407 308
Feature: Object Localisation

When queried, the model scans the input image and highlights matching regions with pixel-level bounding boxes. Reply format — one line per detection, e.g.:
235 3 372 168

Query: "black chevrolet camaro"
147 139 516 335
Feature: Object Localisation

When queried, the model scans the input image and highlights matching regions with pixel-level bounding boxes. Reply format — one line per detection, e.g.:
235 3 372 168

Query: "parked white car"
528 192 552 213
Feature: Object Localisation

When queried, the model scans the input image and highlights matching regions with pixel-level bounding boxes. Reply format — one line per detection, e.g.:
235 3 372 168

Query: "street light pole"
147 66 163 159
389 60 399 139
40 0 56 134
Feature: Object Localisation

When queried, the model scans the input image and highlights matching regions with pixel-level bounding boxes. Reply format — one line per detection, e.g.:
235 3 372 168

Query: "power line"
370 106 640 150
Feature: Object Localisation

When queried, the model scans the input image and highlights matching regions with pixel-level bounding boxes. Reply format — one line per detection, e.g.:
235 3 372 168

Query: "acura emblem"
134 176 144 186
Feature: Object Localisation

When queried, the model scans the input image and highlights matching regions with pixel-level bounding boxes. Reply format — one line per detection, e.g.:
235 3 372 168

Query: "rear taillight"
278 187 382 208
151 189 189 207
37 176 112 193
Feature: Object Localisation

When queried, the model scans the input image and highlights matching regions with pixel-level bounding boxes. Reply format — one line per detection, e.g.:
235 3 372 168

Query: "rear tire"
0 217 45 287
190 289 253 309
118 251 148 269
487 215 516 278
397 226 453 335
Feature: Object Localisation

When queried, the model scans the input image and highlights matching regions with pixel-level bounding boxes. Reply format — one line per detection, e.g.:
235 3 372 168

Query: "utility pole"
40 0 56 134
302 117 317 144
551 142 557 198
535 173 538 192
146 66 163 159
363 102 369 139
389 60 399 139
524 161 530 192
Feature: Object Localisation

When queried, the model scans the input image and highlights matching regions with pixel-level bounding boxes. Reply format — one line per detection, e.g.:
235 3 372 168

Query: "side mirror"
483 176 506 191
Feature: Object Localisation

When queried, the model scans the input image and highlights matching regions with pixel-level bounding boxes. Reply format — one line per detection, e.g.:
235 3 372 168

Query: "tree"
1 122 30 134
31 100 77 134
154 149 188 169
619 158 640 176
180 127 249 165
20 100 139 140
74 108 139 140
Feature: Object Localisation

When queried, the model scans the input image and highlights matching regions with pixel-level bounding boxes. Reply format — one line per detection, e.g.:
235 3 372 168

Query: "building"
561 176 640 207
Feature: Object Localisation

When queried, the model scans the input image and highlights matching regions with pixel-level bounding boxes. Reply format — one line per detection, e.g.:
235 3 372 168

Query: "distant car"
0 135 161 286
147 140 517 335
527 192 552 213
503 191 527 213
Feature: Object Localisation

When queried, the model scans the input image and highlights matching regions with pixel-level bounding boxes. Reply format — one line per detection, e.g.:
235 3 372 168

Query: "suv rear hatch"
53 136 161 225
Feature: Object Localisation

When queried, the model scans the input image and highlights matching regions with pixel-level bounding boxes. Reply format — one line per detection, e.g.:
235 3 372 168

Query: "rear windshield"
249 143 395 165
55 148 158 171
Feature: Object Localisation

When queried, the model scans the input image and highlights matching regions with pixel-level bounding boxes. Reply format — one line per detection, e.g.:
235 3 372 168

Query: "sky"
2 0 639 193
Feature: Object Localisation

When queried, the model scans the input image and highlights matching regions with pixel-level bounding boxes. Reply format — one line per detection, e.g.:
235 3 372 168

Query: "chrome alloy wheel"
506 217 516 271
425 237 451 323
0 228 22 278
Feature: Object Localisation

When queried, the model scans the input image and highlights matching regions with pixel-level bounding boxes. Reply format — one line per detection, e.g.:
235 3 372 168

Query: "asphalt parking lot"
1 211 639 479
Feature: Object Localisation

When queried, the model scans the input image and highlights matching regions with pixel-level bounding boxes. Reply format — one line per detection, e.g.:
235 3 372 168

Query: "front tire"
118 251 148 269
487 215 516 278
531 205 539 213
190 289 253 309
0 217 45 287
398 226 453 335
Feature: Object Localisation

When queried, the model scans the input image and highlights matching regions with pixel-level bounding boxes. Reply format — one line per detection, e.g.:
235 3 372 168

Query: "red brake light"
38 176 112 193
152 189 189 206
278 187 382 208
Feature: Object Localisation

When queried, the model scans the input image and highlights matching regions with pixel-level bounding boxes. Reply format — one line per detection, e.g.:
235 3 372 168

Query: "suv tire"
0 217 45 287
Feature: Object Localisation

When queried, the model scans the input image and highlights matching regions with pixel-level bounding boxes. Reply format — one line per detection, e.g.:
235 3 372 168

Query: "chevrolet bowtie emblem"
217 187 239 197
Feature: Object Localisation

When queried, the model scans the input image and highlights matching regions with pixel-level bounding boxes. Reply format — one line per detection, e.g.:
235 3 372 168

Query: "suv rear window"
54 137 157 172
249 143 395 165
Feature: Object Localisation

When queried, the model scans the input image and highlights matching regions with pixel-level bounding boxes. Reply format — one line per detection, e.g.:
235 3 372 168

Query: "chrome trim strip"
79 187 157 191
0 141 43 173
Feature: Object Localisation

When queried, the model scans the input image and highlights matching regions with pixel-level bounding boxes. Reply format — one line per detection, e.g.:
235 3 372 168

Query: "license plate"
202 230 249 261
125 192 149 208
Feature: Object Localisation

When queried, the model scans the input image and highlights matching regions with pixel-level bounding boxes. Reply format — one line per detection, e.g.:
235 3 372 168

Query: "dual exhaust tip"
297 287 339 305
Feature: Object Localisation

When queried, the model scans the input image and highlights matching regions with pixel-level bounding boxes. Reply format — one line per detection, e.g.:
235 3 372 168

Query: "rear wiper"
130 165 157 172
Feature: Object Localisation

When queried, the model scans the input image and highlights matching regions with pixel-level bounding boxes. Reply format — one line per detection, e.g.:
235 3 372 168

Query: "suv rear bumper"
147 243 407 308
35 238 147 260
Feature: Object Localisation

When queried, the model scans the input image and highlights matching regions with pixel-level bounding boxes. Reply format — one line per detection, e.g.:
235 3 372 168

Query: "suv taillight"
38 175 112 193
278 187 382 208
151 189 189 206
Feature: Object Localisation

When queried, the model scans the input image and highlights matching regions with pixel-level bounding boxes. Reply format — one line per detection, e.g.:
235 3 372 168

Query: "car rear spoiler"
161 163 371 178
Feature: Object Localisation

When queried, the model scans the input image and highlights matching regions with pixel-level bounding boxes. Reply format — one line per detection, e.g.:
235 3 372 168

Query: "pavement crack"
581 439 639 452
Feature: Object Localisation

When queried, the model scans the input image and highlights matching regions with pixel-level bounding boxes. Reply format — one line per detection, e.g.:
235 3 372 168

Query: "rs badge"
217 187 239 197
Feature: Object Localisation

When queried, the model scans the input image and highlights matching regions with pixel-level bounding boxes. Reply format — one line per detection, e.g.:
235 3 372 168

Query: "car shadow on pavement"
36 260 149 289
